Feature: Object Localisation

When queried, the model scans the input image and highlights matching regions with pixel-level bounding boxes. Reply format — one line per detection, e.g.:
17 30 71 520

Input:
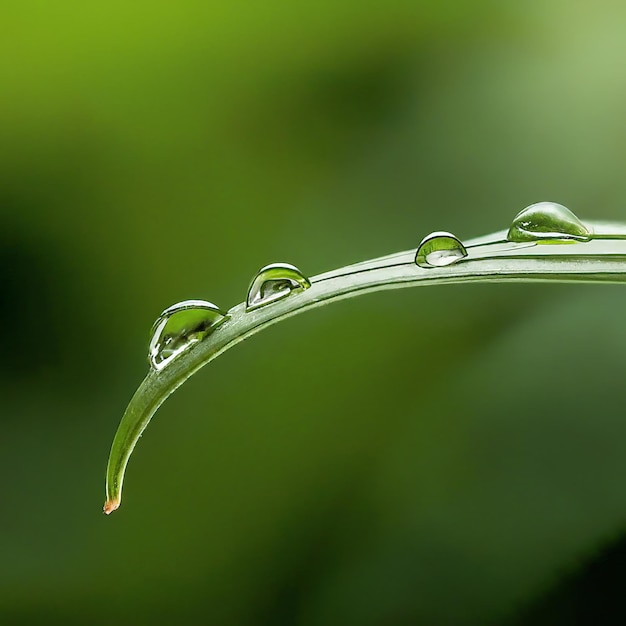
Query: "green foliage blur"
2 2 626 624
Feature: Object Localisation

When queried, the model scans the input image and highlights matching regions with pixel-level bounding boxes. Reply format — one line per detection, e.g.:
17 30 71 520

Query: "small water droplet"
148 300 228 371
246 263 311 311
507 202 591 243
415 232 468 268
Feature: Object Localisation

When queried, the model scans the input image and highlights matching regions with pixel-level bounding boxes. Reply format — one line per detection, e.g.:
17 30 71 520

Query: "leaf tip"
103 498 120 515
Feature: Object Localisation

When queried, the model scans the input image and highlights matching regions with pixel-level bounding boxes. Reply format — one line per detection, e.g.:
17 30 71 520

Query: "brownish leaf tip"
103 498 120 515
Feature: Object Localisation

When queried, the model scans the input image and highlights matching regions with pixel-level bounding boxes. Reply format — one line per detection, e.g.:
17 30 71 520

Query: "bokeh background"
2 1 626 624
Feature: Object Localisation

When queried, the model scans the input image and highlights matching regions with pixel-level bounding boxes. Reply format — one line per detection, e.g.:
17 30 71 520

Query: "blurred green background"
2 1 626 624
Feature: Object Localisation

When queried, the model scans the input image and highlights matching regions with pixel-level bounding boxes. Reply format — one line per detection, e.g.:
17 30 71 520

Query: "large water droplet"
246 263 311 311
415 232 468 268
507 202 591 243
149 300 228 371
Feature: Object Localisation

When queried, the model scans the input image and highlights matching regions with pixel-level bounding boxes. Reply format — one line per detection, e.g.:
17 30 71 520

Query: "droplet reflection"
507 202 591 243
246 263 311 311
148 300 228 371
415 232 468 268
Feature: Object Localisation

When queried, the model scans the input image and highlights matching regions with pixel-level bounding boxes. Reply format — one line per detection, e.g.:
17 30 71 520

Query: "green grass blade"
104 220 626 514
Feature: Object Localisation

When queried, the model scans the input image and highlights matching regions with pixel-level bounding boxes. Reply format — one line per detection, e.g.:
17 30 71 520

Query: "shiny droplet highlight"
415 232 468 268
507 202 591 243
148 300 228 371
246 263 311 311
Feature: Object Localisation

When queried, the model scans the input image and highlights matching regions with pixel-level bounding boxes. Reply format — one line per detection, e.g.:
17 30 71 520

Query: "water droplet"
148 300 228 371
507 202 591 243
246 263 311 311
415 232 468 268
